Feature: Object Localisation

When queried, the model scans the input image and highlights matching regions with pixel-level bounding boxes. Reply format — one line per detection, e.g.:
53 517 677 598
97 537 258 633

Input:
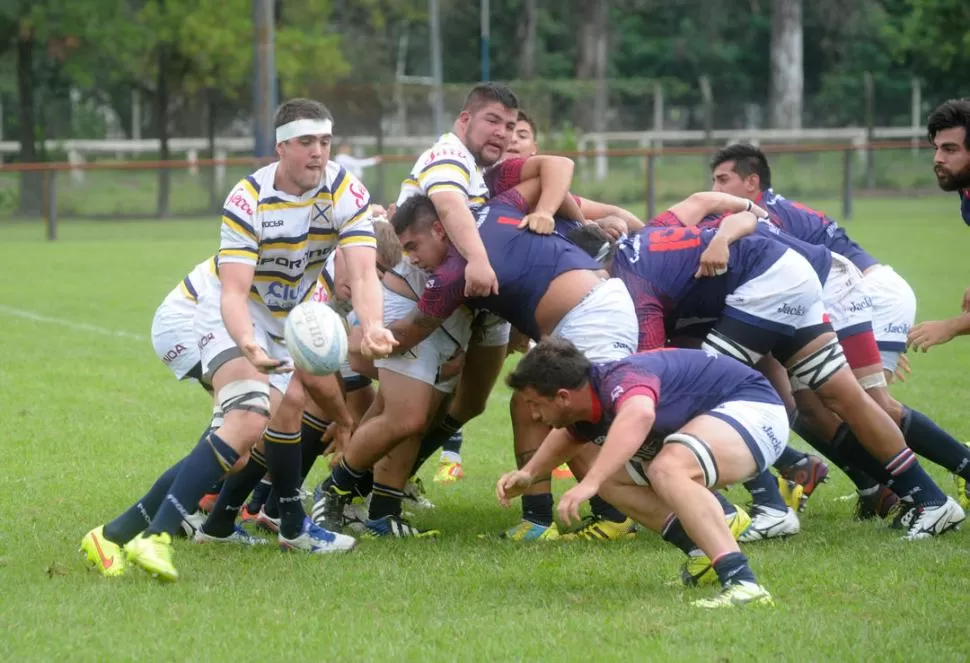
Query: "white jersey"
218 160 376 337
310 252 354 319
161 256 218 307
397 132 488 208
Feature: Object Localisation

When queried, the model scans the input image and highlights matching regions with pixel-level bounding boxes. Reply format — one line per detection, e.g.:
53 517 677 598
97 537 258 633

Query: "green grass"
2 195 970 660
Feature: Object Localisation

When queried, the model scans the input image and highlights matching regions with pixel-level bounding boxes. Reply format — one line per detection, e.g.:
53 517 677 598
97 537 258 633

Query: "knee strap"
665 432 719 488
218 379 271 418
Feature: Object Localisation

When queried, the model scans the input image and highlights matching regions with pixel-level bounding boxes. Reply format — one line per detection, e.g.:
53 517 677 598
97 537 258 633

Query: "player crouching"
497 338 788 608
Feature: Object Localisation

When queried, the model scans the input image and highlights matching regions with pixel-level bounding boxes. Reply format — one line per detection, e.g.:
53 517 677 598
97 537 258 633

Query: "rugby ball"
284 301 348 376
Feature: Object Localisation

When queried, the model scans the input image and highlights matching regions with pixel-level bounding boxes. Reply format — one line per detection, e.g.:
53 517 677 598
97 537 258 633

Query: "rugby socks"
103 458 185 546
883 447 947 508
263 428 306 539
323 457 367 495
589 495 628 523
712 551 758 587
411 415 465 475
742 470 789 512
145 431 240 536
263 414 330 519
662 492 738 556
246 479 273 515
522 493 554 528
369 483 405 521
794 417 881 492
900 407 970 480
355 470 374 499
773 445 809 473
201 448 268 538
441 429 464 464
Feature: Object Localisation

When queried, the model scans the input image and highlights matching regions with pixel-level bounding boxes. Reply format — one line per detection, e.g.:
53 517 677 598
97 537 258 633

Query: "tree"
517 0 538 80
770 0 803 129
885 0 970 100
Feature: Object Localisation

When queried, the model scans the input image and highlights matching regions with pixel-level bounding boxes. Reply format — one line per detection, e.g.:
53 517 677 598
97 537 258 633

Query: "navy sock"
323 457 366 495
589 495 627 523
662 494 739 556
901 407 970 479
411 414 465 475
743 470 788 511
773 445 808 473
713 551 758 587
712 490 738 518
202 448 268 538
522 493 554 527
263 428 305 539
145 432 240 536
808 422 883 490
355 470 374 499
301 413 328 480
442 429 464 455
884 447 947 507
247 478 272 513
208 478 225 495
103 458 185 546
368 483 405 520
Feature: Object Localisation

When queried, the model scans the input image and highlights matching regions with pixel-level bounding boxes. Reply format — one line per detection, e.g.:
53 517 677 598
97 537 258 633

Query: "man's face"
276 133 331 193
458 101 518 167
932 127 970 191
711 161 757 200
397 221 450 272
519 387 578 428
505 120 538 158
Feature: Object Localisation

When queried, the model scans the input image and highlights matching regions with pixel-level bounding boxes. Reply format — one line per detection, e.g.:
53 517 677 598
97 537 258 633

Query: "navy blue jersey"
612 214 786 350
418 201 601 339
568 349 782 460
961 189 970 226
761 189 878 272
752 219 831 283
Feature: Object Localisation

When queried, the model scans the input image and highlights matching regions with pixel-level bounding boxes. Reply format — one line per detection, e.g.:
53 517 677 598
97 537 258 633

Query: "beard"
936 163 970 191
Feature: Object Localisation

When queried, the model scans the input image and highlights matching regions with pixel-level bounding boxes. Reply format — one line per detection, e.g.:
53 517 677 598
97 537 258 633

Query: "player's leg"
558 443 638 540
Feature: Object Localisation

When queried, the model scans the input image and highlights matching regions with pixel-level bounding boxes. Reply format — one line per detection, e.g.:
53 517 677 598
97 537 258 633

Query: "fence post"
645 151 656 221
45 170 58 241
863 71 875 190
842 148 854 221
699 75 714 185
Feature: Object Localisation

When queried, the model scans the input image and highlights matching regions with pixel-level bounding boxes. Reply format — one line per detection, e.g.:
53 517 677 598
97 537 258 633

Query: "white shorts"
624 400 789 486
373 288 472 394
551 278 638 361
472 312 512 348
195 284 292 395
151 293 201 381
863 265 916 371
822 253 873 336
723 249 826 335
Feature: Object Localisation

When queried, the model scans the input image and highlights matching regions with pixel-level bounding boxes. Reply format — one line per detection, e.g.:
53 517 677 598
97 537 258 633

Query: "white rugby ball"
284 301 348 376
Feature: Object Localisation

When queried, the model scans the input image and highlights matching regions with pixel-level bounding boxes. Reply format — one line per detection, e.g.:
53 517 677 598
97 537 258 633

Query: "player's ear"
556 388 571 407
275 141 284 159
431 219 447 241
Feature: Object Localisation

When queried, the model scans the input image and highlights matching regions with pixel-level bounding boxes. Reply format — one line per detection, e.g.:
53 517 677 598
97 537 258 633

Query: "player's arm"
496 428 585 507
388 259 467 353
908 312 970 352
695 211 758 278
631 284 668 352
428 190 497 296
578 197 645 231
558 395 656 525
387 309 448 353
667 192 767 227
516 155 577 232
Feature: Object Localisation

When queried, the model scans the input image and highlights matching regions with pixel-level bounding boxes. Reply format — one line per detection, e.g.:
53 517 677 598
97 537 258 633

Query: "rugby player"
81 98 396 581
711 144 970 514
571 204 965 540
497 338 784 608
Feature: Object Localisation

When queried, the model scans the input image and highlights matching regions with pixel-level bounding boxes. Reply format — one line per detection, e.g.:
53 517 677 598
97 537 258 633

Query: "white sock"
440 451 461 464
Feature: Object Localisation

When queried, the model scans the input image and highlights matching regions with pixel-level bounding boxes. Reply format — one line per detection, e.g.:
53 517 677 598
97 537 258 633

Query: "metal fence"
0 140 939 239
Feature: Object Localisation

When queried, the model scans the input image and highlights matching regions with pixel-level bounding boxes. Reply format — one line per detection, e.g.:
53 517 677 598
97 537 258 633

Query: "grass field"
2 195 970 661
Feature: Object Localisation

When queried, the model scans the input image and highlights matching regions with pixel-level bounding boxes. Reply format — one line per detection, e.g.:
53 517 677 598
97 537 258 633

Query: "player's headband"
275 118 333 143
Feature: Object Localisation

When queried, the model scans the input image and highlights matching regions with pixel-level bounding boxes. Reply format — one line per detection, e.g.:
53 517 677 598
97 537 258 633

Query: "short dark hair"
516 110 537 138
463 82 519 114
566 223 616 264
927 99 970 148
390 194 438 235
710 144 772 191
506 337 591 397
274 98 333 128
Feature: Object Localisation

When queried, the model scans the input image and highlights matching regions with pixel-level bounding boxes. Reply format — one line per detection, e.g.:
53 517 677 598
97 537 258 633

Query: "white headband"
275 118 333 143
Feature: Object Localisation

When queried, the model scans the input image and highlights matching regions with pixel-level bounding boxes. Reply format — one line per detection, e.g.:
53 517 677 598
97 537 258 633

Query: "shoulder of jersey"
420 135 475 168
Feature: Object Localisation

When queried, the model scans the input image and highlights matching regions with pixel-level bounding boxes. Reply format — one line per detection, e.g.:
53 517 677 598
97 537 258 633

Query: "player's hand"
963 287 970 313
386 203 397 218
242 341 292 374
371 203 388 220
496 470 534 507
890 353 912 383
465 258 499 297
596 217 627 241
695 238 729 278
506 328 532 355
439 349 466 381
360 325 397 360
558 480 599 527
908 319 958 353
519 211 555 235
322 420 353 468
751 203 769 219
